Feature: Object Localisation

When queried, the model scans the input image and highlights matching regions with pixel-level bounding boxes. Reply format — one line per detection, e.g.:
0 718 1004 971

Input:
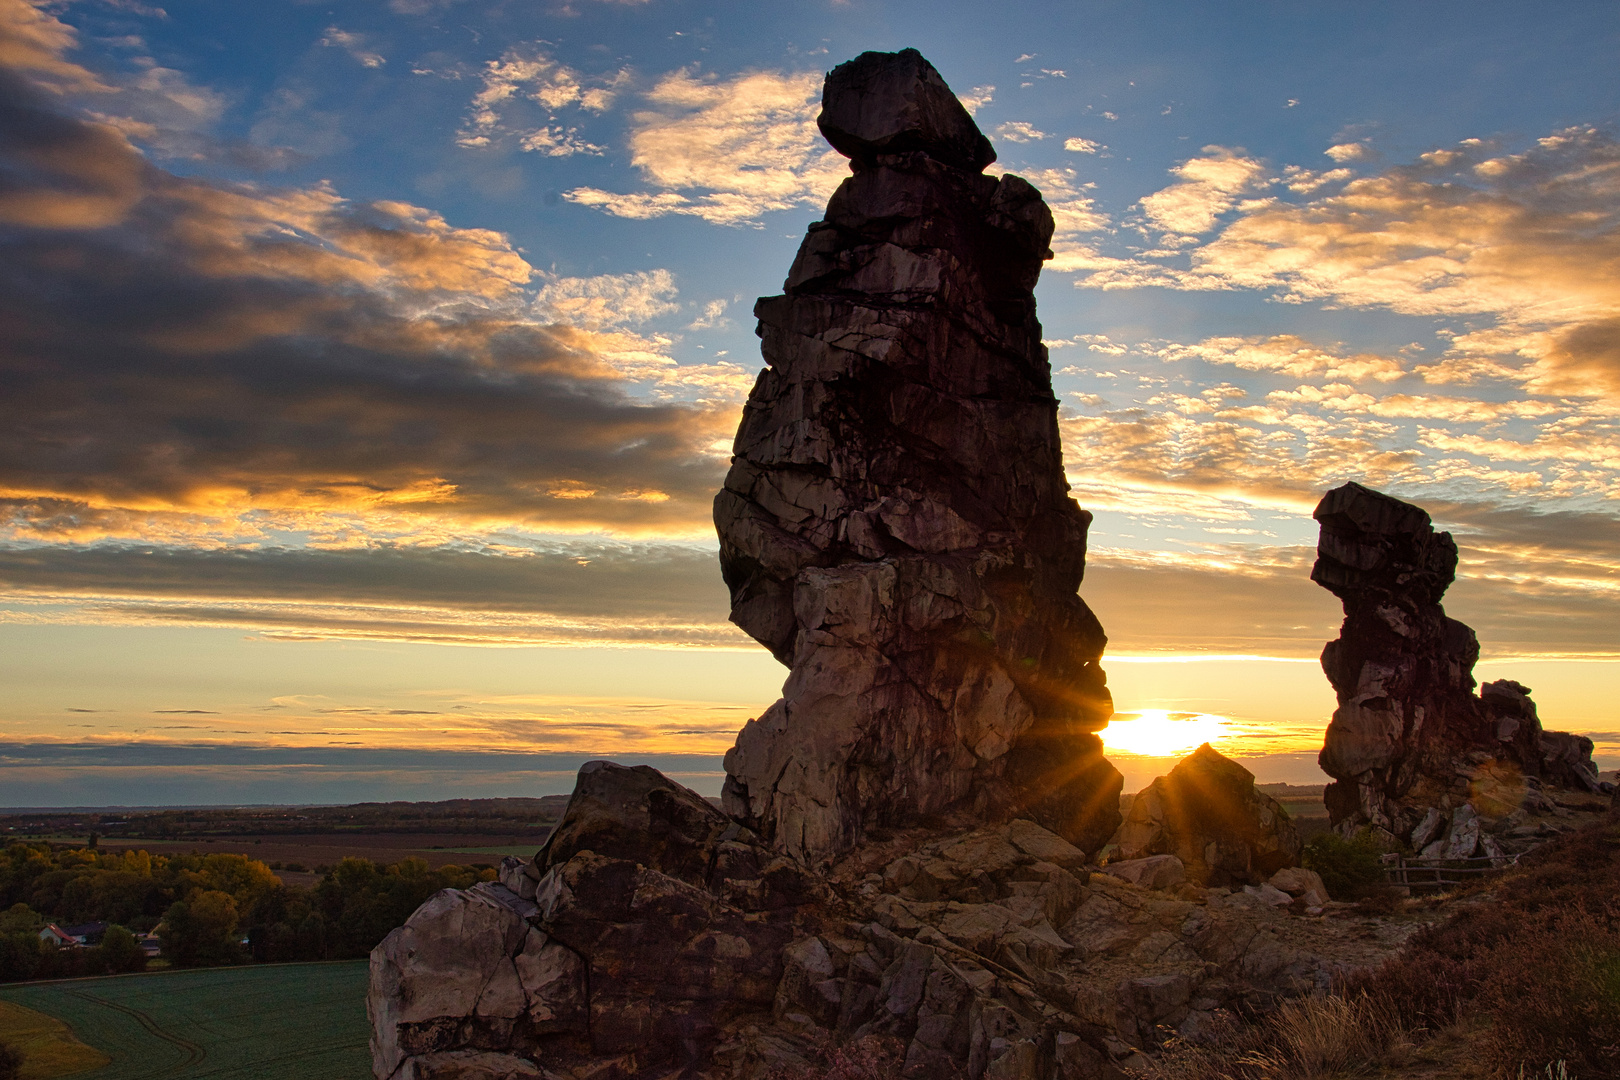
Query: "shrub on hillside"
1344 818 1620 1078
1301 828 1384 900
1152 818 1620 1080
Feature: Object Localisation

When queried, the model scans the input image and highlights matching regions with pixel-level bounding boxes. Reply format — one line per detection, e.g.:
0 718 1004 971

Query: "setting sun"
1100 709 1232 757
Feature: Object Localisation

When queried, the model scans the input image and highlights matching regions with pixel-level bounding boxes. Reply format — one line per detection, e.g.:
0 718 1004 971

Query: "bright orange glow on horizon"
1100 709 1232 757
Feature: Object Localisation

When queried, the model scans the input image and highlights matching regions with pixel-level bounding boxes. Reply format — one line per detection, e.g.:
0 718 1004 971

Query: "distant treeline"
1 796 566 840
0 842 495 982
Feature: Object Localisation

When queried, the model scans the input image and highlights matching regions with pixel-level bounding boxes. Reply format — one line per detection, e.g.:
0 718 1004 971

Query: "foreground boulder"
1311 482 1606 843
370 762 822 1078
717 47 1121 866
1106 744 1302 885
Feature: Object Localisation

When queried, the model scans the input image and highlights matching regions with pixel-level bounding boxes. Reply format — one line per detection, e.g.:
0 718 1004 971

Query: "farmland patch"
0 961 369 1079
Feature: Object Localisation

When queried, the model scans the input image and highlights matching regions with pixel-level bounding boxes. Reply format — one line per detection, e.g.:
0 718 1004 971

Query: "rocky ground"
719 819 1432 1078
367 763 1612 1080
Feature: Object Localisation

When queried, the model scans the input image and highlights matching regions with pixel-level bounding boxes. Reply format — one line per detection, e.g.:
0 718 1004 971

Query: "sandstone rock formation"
370 762 823 1079
1311 481 1606 845
803 817 1395 1070
716 47 1120 866
374 758 1406 1080
1105 744 1302 886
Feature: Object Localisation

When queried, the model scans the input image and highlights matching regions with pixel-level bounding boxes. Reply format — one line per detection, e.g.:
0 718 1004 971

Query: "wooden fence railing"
1379 850 1518 893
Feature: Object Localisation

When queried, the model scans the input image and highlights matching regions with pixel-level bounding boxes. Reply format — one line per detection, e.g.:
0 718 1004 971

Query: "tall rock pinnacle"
1312 482 1605 841
716 49 1121 865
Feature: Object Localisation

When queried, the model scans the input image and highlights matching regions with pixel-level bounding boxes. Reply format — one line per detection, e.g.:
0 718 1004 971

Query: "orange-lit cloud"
1138 145 1267 236
1161 335 1404 382
0 2 741 554
1080 130 1620 403
3 0 1616 678
566 68 847 225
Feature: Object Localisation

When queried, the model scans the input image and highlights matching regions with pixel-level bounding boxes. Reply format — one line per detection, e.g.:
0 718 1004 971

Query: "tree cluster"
0 842 494 980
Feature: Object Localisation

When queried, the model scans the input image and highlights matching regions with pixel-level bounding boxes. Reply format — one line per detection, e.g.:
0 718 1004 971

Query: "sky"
1 0 1617 806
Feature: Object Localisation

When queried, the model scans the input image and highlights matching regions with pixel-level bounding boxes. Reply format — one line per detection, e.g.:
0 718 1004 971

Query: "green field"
436 844 539 857
0 962 371 1080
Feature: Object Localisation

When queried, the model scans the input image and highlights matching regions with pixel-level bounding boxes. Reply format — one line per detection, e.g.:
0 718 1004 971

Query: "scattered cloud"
1279 165 1353 194
319 27 385 68
688 298 729 330
457 43 624 153
534 269 679 328
1048 333 1128 356
1064 136 1102 154
1177 128 1620 400
994 120 1048 143
1069 129 1620 419
1138 146 1268 236
1324 141 1370 162
566 68 846 225
1162 335 1405 382
0 5 739 569
957 85 993 115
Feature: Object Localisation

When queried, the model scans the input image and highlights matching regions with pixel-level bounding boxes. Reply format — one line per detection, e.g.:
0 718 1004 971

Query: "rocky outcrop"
1104 744 1302 886
369 762 823 1079
1311 482 1606 843
370 756 1619 1078
796 819 1401 1070
716 47 1120 867
372 761 1396 1080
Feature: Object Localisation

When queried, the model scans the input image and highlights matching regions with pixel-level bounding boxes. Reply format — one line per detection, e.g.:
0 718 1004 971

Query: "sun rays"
1099 709 1233 757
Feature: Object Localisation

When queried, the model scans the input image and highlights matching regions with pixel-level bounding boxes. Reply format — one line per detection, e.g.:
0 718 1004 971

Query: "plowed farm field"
0 961 370 1080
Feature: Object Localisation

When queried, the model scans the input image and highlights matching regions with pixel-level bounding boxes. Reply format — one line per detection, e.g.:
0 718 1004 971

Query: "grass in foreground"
0 1000 110 1080
0 961 370 1080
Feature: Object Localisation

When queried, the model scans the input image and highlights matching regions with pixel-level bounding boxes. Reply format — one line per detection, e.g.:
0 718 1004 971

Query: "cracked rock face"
369 762 822 1079
1311 482 1605 841
716 48 1120 866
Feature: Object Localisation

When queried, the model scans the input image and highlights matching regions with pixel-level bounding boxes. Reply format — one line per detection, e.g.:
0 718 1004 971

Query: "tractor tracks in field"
62 988 206 1077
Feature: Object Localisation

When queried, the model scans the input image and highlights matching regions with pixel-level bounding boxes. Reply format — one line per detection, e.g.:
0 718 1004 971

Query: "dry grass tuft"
1151 993 1409 1080
1262 993 1411 1077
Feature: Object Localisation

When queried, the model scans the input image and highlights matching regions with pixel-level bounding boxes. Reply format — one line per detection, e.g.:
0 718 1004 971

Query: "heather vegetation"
1153 813 1620 1080
0 842 494 981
